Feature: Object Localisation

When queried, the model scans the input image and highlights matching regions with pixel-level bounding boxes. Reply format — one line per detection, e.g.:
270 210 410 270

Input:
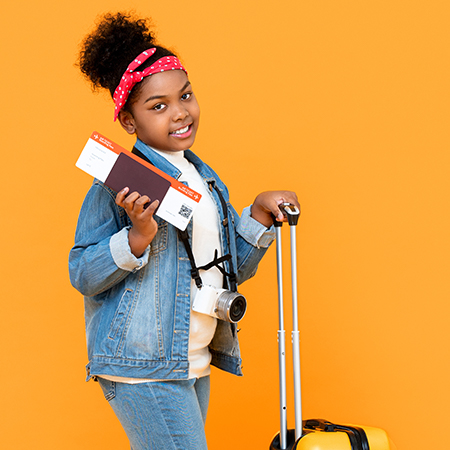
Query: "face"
119 70 200 152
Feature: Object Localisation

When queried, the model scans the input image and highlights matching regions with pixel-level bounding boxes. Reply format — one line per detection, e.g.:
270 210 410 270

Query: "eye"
152 103 167 111
181 92 192 101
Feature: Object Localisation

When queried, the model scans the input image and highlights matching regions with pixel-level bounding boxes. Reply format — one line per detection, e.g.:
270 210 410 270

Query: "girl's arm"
233 190 300 285
115 187 159 257
69 182 153 297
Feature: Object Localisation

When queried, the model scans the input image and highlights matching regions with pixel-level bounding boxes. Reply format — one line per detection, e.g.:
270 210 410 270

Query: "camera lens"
229 296 246 323
216 291 247 323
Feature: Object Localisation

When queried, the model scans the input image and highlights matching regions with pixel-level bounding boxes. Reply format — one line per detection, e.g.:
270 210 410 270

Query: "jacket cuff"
110 227 150 272
238 206 276 248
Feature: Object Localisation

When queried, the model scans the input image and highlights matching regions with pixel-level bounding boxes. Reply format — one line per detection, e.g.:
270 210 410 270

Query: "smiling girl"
69 12 299 450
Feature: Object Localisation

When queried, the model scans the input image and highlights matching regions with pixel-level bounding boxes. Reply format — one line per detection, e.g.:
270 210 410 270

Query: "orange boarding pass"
76 131 201 230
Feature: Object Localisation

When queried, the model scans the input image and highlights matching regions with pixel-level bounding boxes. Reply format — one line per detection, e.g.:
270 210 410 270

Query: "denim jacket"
69 139 275 381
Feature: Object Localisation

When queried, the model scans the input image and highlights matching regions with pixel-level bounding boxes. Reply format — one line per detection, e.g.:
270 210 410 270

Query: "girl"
69 12 299 450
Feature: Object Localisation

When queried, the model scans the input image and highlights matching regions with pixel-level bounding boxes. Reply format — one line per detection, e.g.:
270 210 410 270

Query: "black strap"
304 419 369 450
177 228 203 288
177 230 234 289
208 181 237 292
132 147 149 162
197 249 232 273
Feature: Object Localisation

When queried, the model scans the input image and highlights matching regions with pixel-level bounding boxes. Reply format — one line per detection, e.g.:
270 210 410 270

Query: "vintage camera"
192 285 247 323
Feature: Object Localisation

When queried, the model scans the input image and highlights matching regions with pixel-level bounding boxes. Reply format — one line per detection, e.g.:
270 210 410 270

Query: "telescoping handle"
274 213 287 449
274 203 301 449
280 203 300 226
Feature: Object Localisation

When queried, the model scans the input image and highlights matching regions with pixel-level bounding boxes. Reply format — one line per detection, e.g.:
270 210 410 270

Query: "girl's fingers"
122 191 141 211
277 191 300 208
134 195 151 210
116 187 143 211
253 190 300 225
115 187 130 207
116 188 158 221
276 193 301 221
143 199 160 217
117 190 143 213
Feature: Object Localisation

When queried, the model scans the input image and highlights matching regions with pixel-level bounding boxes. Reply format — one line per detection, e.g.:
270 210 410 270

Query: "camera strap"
178 228 233 290
177 180 237 292
131 147 238 292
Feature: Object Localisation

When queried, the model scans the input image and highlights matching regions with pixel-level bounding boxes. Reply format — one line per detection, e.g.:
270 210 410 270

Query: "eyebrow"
144 80 191 104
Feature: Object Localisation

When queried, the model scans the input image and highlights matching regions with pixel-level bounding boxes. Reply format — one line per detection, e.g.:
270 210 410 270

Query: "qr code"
178 204 193 219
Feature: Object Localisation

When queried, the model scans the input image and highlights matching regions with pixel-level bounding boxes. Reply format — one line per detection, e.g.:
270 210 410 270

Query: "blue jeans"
98 376 210 450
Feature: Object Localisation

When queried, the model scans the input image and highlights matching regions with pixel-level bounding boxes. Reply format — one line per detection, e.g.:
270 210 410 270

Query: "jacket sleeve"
233 204 276 285
68 182 151 297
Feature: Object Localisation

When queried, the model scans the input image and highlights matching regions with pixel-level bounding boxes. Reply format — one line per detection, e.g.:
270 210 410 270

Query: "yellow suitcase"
269 206 394 450
270 419 395 449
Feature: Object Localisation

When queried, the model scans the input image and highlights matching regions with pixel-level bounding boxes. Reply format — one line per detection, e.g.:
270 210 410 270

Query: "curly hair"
77 12 176 110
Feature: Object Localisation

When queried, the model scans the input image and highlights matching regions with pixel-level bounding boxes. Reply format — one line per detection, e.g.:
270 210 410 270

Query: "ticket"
76 131 201 230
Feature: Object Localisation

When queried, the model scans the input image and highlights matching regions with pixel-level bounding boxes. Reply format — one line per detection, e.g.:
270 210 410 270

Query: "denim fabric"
98 376 210 450
69 139 275 381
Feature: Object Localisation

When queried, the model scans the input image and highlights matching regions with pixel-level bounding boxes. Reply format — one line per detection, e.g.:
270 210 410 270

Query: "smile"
170 124 192 138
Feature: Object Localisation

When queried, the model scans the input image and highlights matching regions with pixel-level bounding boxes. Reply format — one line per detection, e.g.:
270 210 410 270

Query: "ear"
118 110 136 135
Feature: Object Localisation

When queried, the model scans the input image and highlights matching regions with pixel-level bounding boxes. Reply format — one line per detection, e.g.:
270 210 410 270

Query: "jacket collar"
133 139 181 179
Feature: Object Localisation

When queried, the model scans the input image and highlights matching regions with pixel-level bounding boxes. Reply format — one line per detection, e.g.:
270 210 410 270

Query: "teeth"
172 125 189 135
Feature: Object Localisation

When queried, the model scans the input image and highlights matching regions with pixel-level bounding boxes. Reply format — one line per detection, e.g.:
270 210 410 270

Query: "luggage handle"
272 206 374 450
274 203 300 227
304 419 370 450
274 203 302 449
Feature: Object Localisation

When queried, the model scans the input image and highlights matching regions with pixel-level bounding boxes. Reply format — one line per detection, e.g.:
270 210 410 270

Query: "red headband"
113 48 187 121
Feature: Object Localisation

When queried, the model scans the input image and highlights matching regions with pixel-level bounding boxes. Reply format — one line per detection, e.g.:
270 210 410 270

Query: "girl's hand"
116 187 160 257
251 190 300 228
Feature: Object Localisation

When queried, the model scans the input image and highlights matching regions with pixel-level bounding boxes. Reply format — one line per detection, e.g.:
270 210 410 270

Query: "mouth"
169 124 193 139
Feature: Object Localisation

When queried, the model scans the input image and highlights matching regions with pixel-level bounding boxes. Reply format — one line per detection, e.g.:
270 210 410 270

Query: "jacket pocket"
108 288 134 340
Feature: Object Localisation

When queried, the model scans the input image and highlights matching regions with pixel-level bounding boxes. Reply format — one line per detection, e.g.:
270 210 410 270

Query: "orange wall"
1 1 449 449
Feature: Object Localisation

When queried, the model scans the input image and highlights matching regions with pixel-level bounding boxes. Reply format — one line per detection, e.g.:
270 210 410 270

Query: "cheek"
137 116 165 135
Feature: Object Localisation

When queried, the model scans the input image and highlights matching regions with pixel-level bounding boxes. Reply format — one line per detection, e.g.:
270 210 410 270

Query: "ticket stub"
76 131 201 230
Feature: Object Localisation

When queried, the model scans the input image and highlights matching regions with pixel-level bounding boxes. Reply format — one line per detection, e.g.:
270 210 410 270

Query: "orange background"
1 0 449 449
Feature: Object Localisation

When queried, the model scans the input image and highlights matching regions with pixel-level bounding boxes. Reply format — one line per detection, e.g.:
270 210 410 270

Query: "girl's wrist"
250 204 274 228
128 227 154 258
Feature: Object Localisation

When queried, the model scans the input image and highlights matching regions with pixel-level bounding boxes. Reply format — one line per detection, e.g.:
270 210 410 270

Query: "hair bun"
77 12 157 95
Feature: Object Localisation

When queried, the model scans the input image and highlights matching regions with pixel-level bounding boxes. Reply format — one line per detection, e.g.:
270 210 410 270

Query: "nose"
172 102 189 121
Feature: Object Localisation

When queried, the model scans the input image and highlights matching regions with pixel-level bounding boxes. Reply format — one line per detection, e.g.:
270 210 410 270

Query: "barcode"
178 204 193 219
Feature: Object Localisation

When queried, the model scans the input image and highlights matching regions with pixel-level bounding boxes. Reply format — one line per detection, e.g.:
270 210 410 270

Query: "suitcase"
269 204 394 450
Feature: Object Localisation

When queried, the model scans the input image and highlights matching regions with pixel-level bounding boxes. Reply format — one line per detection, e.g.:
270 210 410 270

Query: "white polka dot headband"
113 48 187 121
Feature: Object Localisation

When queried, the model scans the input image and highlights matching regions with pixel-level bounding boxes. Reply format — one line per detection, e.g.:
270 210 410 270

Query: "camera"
192 285 247 323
